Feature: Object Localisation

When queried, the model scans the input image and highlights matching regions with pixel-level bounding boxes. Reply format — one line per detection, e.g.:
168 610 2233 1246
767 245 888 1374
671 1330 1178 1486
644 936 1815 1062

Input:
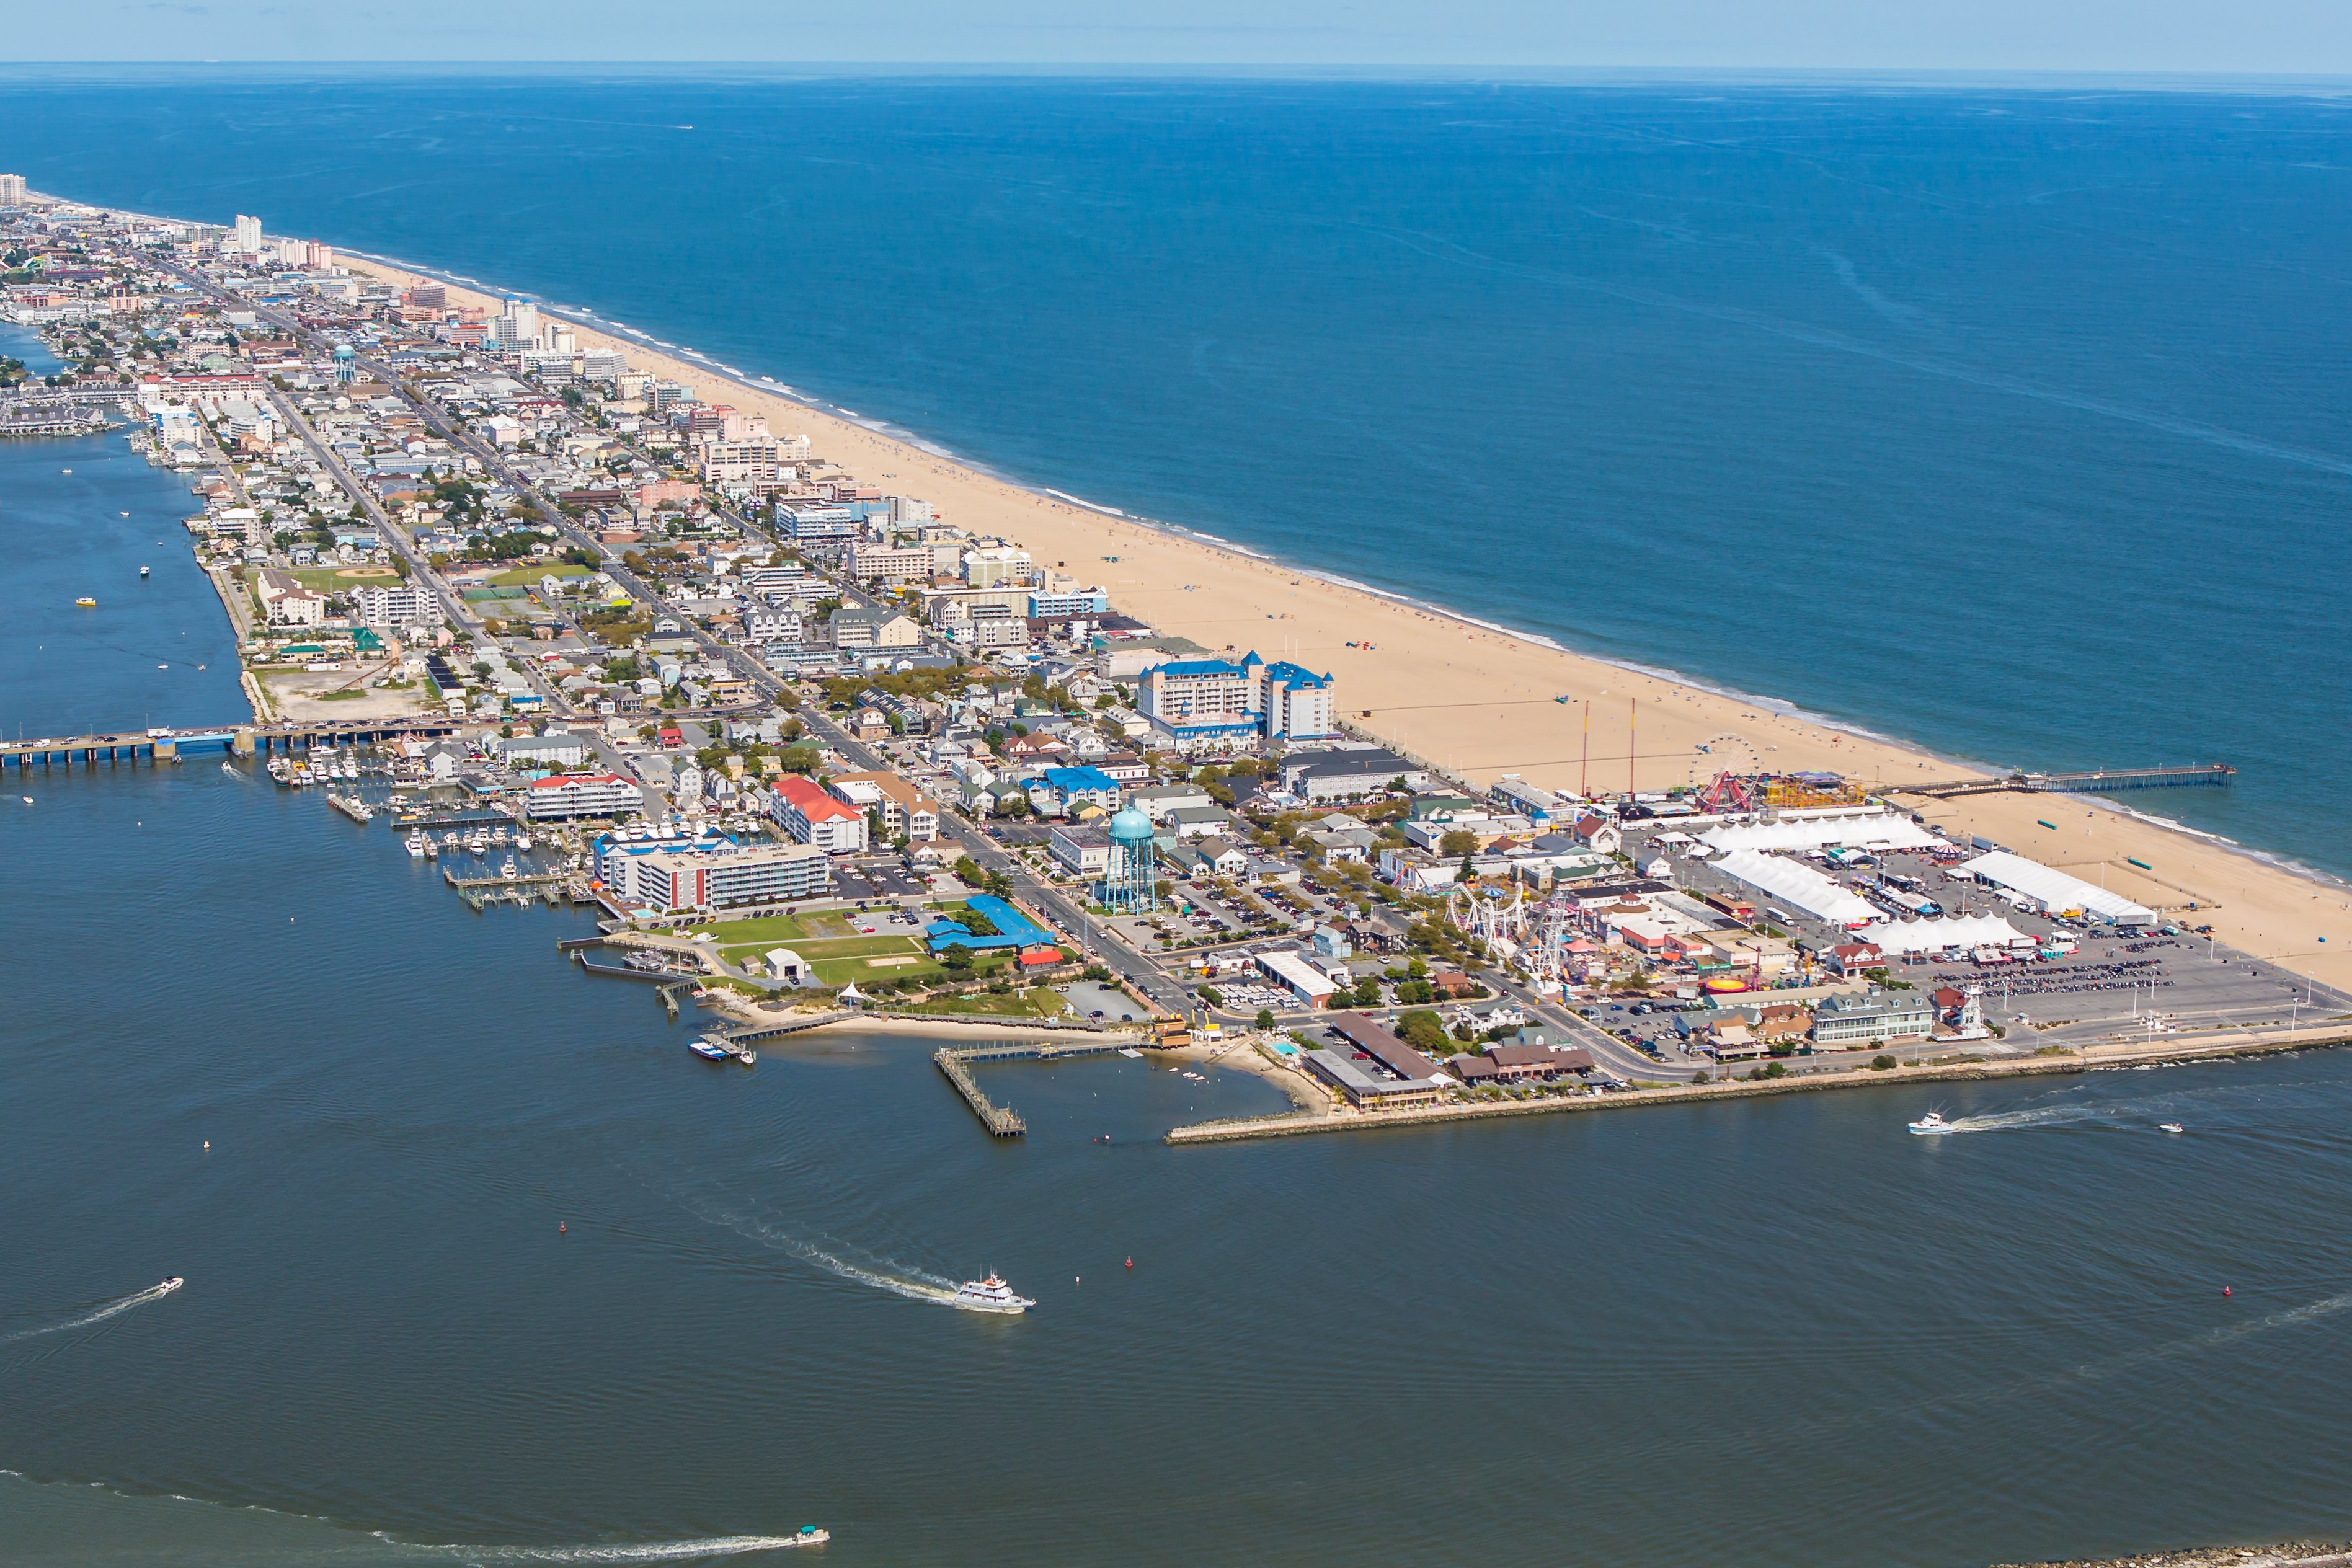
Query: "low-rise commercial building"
523 772 642 820
1811 990 1937 1047
770 773 869 853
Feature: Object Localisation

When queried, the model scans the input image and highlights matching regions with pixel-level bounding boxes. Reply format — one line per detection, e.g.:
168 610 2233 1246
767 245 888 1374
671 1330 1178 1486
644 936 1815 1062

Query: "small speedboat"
2159 1122 2185 1134
140 565 151 578
74 596 96 608
688 1039 733 1061
158 1277 184 1295
1908 1110 1956 1135
952 1273 1034 1314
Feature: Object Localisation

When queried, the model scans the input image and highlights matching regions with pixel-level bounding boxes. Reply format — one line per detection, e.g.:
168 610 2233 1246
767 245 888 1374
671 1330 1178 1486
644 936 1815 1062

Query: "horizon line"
4 62 2352 88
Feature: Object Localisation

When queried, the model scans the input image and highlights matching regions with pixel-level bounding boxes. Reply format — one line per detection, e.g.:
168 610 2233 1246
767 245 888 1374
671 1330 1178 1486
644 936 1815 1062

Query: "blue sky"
12 0 2352 73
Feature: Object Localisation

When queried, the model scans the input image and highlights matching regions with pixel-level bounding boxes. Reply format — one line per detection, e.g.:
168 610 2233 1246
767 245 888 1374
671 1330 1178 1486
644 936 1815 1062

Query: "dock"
1 717 466 771
934 1048 1027 1136
724 1010 853 1043
928 1039 1143 1138
575 951 704 981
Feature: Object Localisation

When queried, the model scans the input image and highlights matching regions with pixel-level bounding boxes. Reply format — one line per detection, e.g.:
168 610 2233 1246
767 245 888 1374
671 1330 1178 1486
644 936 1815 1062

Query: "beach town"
6 180 2350 1143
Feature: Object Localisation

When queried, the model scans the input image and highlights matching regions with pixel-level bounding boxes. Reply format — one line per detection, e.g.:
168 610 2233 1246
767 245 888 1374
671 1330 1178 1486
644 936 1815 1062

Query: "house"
1298 813 1378 863
1192 836 1251 877
768 773 869 853
1566 813 1623 857
1127 782 1214 822
1161 802 1240 839
1825 941 1886 977
825 771 942 842
1037 765 1121 815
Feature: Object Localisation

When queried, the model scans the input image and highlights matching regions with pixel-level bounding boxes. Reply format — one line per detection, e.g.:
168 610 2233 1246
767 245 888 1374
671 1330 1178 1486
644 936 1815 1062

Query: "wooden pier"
1901 763 2235 799
935 1049 1027 1136
725 1010 853 1044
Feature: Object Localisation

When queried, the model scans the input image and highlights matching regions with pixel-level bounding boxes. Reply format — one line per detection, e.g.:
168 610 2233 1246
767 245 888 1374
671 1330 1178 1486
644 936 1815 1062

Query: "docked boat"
405 832 427 858
2159 1122 2186 1134
688 1038 734 1061
513 831 533 851
500 856 518 879
422 837 440 860
952 1274 1035 1314
1907 1110 1957 1136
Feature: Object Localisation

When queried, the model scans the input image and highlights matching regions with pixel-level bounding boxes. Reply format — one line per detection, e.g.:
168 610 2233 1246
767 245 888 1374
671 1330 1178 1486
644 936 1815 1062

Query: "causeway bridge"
2 716 466 769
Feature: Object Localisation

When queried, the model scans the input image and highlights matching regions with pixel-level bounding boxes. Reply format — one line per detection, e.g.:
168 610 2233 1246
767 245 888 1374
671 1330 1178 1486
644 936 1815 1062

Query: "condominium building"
768 774 869 853
621 841 833 911
353 582 438 628
523 773 644 820
848 543 938 585
0 174 27 207
960 546 1035 588
234 213 264 254
826 771 943 842
1136 651 1336 747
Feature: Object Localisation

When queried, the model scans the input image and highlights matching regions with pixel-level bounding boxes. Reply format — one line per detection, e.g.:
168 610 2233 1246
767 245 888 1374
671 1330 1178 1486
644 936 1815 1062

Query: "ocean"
11 76 2352 1566
2 72 2348 877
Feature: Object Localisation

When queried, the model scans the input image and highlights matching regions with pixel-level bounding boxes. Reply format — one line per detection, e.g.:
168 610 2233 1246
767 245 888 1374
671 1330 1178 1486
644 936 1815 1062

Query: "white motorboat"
158 1277 183 1294
500 856 518 879
1908 1110 1957 1136
2159 1122 2186 1134
952 1274 1034 1314
406 832 427 858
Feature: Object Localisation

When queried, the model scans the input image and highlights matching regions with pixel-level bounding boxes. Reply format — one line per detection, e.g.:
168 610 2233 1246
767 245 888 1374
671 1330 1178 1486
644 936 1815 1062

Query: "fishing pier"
1899 763 2235 799
931 1039 1140 1138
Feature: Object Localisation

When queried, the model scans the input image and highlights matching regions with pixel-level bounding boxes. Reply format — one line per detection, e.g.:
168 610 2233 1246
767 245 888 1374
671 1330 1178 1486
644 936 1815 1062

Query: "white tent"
1961 851 2155 927
1700 810 1945 856
1711 849 1879 926
1855 913 2031 956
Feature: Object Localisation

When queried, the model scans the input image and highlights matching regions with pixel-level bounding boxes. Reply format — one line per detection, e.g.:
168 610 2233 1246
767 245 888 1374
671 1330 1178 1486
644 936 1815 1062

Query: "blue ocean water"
4 74 2346 871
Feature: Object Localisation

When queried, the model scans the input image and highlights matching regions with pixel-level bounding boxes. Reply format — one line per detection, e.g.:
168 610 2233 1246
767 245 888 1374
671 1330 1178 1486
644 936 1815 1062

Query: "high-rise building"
501 296 539 347
0 174 27 207
234 214 263 254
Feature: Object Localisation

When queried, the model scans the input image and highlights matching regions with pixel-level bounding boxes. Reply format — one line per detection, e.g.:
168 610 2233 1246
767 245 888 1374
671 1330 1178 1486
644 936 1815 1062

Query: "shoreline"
301 244 2352 993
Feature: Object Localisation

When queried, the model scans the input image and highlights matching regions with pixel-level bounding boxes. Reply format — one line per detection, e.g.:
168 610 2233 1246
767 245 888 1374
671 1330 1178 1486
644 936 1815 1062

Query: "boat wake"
389 1534 814 1561
1930 1103 2125 1135
1 1281 179 1344
667 1190 964 1307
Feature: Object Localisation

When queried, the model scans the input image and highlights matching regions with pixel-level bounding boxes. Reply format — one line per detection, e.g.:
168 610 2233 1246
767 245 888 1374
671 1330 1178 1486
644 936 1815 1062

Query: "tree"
1439 829 1480 858
1197 985 1223 1008
1396 1009 1449 1054
1254 1008 1277 1031
940 944 975 974
954 855 986 886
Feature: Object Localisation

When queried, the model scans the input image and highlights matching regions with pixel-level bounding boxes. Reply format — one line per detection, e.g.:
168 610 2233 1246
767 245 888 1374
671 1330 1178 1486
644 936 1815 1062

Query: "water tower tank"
1108 806 1154 845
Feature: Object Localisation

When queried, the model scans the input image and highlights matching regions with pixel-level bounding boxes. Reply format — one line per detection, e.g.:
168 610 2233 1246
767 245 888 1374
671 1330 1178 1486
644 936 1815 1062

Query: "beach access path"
345 257 2352 998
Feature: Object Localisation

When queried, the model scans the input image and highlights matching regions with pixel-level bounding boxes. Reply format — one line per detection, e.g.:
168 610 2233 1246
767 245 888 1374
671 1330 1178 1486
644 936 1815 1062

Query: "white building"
523 773 643 820
233 213 264 254
353 582 437 629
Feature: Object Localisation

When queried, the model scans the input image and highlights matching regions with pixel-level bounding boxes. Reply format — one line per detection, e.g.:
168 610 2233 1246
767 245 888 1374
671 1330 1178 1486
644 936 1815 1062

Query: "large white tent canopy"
1961 850 2156 926
1856 913 2032 956
1711 849 1879 926
1700 810 1945 856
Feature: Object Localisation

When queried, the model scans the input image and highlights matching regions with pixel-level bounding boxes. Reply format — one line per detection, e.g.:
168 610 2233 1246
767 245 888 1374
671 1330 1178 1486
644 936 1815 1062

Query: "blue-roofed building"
1137 651 1336 750
924 893 1057 953
1038 764 1121 814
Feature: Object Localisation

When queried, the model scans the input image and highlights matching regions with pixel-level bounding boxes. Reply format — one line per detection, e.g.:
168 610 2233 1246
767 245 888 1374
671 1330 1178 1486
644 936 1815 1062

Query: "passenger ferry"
952 1274 1035 1314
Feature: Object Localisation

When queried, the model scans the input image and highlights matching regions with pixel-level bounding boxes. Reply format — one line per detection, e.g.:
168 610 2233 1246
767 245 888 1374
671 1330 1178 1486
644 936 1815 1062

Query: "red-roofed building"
523 773 643 821
769 774 869 853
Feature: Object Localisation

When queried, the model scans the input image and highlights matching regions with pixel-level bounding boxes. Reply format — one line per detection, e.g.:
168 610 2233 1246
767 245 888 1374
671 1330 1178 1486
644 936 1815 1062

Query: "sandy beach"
350 257 2352 994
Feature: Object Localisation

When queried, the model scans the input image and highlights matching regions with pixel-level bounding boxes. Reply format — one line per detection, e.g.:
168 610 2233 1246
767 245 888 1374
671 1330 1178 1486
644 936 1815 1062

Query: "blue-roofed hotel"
1135 651 1334 750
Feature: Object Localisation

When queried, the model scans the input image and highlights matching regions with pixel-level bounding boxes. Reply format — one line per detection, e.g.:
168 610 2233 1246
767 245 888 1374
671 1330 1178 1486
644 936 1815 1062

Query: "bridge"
1 716 468 769
1894 763 2235 799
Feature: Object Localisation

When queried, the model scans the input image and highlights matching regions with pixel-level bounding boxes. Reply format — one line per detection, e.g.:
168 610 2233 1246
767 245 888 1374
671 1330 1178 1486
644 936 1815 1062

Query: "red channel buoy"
2222 1285 2232 1296
559 1223 568 1235
1125 1257 1134 1270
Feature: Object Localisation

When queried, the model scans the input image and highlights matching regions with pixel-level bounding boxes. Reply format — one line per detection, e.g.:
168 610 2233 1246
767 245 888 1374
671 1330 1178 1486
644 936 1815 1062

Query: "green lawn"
489 564 595 587
688 913 810 946
290 566 399 591
720 934 921 969
903 988 1070 1019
